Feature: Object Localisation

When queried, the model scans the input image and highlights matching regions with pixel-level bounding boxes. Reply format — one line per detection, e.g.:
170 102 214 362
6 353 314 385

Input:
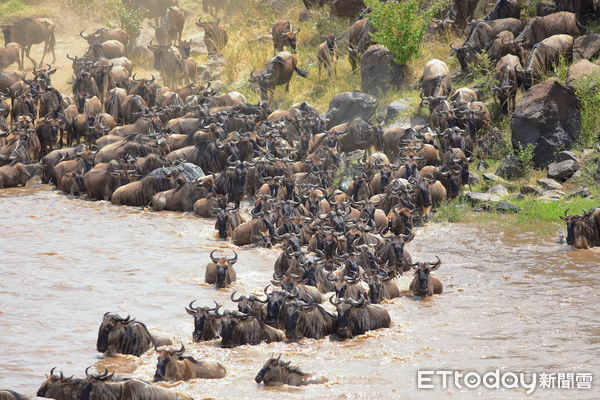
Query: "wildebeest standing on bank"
1 18 56 68
196 17 228 55
409 256 443 297
561 208 600 249
347 18 374 72
250 52 308 102
154 344 226 382
205 249 238 288
255 355 329 386
271 20 299 54
96 313 171 356
515 12 586 48
317 33 339 78
518 34 574 90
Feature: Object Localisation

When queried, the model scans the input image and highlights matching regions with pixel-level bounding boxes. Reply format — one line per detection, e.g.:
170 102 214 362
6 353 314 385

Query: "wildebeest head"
282 27 300 53
451 43 478 71
36 368 85 399
255 354 292 384
219 310 254 348
249 69 273 103
409 256 442 297
330 294 366 338
185 300 222 342
283 297 313 340
264 284 294 325
177 39 192 59
153 343 185 382
363 268 390 304
209 249 238 288
231 291 268 315
215 207 231 239
560 208 600 249
96 312 135 353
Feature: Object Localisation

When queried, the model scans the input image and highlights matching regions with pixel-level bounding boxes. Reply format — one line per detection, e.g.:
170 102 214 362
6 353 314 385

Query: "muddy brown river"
0 185 598 399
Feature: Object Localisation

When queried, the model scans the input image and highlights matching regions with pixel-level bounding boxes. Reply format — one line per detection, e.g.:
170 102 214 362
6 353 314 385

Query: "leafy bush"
117 3 145 40
513 143 535 173
574 74 600 148
364 0 446 65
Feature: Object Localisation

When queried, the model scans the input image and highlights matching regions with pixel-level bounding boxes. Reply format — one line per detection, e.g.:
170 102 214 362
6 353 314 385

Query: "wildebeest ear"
48 69 57 75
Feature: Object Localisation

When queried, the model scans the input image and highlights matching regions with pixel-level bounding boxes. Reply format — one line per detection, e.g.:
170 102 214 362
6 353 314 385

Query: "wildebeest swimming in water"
36 367 194 400
409 256 444 297
255 355 328 386
154 343 226 382
205 249 238 288
561 208 600 249
96 313 171 356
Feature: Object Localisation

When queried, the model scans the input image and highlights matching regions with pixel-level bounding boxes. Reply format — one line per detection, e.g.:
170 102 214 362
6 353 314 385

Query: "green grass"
511 197 600 225
0 0 28 16
432 199 473 223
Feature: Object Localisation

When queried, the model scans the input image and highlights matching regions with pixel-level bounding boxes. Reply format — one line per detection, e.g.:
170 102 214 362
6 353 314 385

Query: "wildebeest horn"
348 294 365 307
429 255 442 267
231 291 243 302
175 343 185 355
228 250 238 264
209 250 219 263
329 294 341 305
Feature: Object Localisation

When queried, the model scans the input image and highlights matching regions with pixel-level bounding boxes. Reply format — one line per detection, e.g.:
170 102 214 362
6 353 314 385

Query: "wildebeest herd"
0 0 599 398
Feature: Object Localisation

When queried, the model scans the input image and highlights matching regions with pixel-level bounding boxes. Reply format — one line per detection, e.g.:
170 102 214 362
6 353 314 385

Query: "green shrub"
0 0 26 15
117 3 145 40
574 74 600 148
513 143 535 174
364 0 446 65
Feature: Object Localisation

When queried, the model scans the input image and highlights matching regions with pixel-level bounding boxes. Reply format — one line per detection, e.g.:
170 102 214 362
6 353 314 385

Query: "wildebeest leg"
24 45 37 68
318 63 322 79
285 82 290 93
59 127 64 149
40 41 48 66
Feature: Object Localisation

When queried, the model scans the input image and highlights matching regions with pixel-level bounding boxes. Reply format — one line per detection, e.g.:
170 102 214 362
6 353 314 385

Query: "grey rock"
385 99 410 121
520 185 543 196
511 79 580 167
325 91 378 129
548 159 579 181
468 172 480 184
483 173 501 182
496 202 520 214
567 59 600 88
361 45 405 96
568 187 591 198
541 190 565 200
556 151 577 163
537 178 563 191
465 192 501 204
478 127 509 159
496 154 524 180
488 184 509 197
574 34 600 61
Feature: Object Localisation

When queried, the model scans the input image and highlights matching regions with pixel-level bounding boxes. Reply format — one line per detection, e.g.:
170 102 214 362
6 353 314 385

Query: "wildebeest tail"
294 66 309 78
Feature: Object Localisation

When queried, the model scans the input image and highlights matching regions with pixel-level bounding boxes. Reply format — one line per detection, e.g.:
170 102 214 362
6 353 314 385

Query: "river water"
0 185 598 399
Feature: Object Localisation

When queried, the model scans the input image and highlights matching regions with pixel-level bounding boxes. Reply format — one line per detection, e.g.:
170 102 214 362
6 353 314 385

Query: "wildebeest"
347 18 374 72
255 355 328 386
0 43 21 69
154 343 226 381
420 59 452 112
515 12 585 48
218 309 284 348
80 28 129 47
409 256 443 297
1 18 56 68
86 40 127 60
196 17 228 55
484 0 520 21
561 208 600 249
96 313 170 356
363 268 400 303
37 367 194 400
250 52 308 102
0 162 32 188
452 18 523 71
317 34 339 78
485 30 524 62
271 20 299 54
0 390 28 400
150 6 185 45
282 297 337 340
492 54 522 114
205 249 238 288
331 294 390 339
330 0 366 18
518 34 574 90
147 43 184 88
214 206 245 239
186 300 223 342
202 0 230 17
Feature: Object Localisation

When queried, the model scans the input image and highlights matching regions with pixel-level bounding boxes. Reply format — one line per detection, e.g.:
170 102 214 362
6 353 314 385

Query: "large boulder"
325 91 378 129
496 154 524 180
566 59 600 88
360 45 405 95
511 79 580 167
330 0 365 17
573 34 600 61
547 159 579 181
